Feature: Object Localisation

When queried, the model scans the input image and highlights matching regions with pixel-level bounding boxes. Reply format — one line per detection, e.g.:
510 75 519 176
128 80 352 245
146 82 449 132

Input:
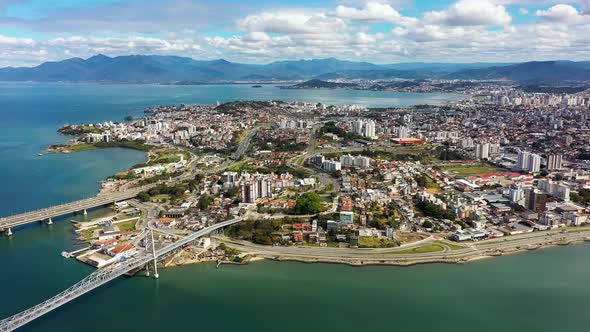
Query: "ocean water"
1 82 588 332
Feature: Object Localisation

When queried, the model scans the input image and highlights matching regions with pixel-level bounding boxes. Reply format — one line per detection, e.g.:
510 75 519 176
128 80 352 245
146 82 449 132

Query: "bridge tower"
46 218 53 225
6 228 12 236
143 229 159 279
150 229 159 279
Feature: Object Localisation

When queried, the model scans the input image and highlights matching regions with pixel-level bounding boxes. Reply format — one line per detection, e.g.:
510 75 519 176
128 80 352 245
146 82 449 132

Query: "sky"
1 0 590 67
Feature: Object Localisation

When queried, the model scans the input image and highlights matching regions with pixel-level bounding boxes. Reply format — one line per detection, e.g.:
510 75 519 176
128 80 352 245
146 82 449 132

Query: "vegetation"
58 125 102 135
388 244 444 255
198 195 214 211
416 200 455 220
319 122 364 141
134 170 183 187
226 219 287 245
294 192 323 215
358 237 399 248
571 189 590 204
138 183 189 203
439 163 502 176
414 174 440 190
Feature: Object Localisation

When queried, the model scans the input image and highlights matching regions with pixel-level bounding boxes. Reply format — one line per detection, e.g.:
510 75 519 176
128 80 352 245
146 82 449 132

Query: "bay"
1 82 587 332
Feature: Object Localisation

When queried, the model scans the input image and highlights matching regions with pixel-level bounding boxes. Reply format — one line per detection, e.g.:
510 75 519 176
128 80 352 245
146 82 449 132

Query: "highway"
217 227 590 263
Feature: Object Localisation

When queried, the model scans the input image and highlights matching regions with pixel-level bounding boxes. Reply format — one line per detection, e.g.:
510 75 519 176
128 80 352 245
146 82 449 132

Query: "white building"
547 154 563 171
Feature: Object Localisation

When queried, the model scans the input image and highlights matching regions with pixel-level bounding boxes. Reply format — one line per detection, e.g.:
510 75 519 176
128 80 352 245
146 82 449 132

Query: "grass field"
387 244 444 254
439 163 503 176
435 240 466 250
358 237 398 248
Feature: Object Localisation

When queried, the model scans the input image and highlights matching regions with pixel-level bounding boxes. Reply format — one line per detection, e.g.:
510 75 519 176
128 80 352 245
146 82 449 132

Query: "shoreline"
211 233 590 268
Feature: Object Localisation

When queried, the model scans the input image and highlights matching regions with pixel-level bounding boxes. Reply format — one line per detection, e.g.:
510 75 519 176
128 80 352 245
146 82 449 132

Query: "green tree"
198 195 214 211
295 192 323 215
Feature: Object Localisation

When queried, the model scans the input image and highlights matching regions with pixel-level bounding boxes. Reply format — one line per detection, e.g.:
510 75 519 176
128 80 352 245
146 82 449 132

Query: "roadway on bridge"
0 217 242 332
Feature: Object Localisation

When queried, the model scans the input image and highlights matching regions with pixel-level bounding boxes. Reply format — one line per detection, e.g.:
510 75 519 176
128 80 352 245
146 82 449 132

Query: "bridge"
0 217 242 332
0 185 154 235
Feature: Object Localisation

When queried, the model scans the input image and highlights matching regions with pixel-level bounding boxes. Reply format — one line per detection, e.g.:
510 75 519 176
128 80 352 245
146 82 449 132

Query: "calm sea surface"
0 82 587 332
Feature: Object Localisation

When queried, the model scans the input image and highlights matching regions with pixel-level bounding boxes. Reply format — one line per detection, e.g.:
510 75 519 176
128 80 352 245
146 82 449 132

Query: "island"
34 89 590 270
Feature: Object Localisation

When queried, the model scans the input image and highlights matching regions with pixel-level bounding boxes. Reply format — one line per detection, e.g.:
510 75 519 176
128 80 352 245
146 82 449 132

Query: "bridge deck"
0 186 152 230
0 217 242 331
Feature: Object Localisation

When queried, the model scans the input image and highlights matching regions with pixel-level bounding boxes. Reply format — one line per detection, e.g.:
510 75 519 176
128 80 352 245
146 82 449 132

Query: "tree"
423 220 433 228
294 192 323 215
124 115 134 122
138 192 150 202
198 195 214 211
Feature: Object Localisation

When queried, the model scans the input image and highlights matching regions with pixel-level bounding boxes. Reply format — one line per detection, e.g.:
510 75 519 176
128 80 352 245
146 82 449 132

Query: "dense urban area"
35 83 590 269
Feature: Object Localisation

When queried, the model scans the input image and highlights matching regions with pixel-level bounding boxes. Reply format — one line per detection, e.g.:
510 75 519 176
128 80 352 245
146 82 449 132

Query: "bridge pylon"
6 228 12 236
46 218 53 225
150 229 159 279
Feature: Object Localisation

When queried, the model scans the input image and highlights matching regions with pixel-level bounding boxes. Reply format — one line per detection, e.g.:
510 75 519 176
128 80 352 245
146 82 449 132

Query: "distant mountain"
1 55 589 84
382 62 513 73
315 69 433 80
446 61 590 84
0 55 388 83
283 79 360 89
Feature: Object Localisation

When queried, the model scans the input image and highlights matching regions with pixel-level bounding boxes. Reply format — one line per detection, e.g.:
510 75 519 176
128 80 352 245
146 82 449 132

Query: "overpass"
0 185 155 235
0 217 242 332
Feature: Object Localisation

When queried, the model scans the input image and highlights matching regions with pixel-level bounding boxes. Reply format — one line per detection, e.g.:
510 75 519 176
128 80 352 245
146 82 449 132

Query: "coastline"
212 232 590 268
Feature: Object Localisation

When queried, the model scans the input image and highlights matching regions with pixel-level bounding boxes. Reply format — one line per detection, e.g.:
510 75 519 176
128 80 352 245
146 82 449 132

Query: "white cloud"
0 35 35 47
536 4 587 23
519 8 529 15
238 12 348 36
335 2 400 22
424 0 512 26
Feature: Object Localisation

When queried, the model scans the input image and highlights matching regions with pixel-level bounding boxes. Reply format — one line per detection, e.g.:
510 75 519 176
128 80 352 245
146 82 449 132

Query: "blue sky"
1 0 589 66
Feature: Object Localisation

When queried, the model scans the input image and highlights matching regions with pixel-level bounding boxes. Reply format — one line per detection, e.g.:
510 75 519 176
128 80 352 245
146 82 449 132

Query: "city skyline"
1 0 590 67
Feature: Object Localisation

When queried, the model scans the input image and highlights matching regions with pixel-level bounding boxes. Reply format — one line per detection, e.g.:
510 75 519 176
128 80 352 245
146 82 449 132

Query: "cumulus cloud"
424 0 512 26
3 0 590 66
536 4 587 23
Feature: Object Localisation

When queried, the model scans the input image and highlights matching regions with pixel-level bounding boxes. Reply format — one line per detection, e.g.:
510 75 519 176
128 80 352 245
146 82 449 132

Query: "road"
216 227 590 263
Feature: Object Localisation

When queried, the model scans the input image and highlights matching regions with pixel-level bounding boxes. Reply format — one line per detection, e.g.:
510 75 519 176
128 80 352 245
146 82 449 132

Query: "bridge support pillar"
46 218 53 225
83 209 88 215
6 228 12 236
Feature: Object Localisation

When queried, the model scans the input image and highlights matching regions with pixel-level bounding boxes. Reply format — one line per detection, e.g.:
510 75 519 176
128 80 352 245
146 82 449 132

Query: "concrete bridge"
0 217 242 332
0 185 154 236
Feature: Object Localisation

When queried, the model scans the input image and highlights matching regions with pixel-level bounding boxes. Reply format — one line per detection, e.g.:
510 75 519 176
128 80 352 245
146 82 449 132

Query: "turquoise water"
1 82 588 332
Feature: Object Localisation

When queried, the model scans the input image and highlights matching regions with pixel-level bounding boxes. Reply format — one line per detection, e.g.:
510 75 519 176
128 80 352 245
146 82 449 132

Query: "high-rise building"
475 143 490 160
517 151 530 170
527 154 541 173
352 120 364 136
340 154 355 167
354 156 371 169
547 154 563 171
526 189 547 212
241 181 257 204
363 120 376 139
398 126 409 139
322 160 341 172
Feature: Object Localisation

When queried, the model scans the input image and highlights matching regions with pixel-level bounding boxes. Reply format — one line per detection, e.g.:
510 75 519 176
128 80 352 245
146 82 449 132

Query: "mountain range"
0 55 589 84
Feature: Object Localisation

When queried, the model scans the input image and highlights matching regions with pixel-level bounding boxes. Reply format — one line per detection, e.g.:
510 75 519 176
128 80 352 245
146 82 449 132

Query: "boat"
37 153 44 156
251 85 262 88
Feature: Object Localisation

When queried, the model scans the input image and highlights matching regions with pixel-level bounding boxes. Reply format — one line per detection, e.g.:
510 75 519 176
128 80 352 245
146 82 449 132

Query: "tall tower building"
547 154 563 171
475 143 490 160
527 154 541 173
